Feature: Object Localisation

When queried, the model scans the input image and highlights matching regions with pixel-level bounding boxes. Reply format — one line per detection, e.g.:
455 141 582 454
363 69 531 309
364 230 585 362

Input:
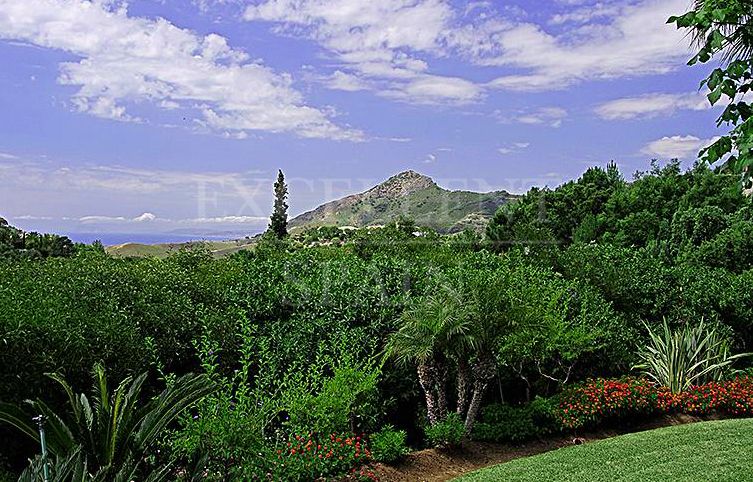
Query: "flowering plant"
272 432 374 481
552 376 753 430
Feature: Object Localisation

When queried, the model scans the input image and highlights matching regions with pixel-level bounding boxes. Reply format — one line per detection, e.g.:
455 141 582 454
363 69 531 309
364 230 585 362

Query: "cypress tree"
268 169 288 238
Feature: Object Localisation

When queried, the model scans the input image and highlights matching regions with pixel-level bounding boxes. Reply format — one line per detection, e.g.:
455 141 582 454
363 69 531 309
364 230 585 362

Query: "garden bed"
369 413 709 482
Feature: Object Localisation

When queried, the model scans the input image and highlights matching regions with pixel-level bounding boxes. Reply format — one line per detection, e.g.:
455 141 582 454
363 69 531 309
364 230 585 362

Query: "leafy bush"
283 357 380 436
635 318 750 394
272 432 371 481
425 413 465 448
172 313 381 481
171 317 281 481
369 425 410 463
473 398 555 443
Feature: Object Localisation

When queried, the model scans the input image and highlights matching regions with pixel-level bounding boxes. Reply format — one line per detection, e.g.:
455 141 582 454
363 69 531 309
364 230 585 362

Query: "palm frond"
1 365 214 480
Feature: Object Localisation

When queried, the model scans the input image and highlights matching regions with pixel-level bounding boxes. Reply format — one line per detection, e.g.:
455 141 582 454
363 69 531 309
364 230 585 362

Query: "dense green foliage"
0 217 76 259
669 1 753 189
2 161 753 479
487 161 748 256
424 413 465 448
472 399 555 444
368 425 409 464
457 419 753 481
488 162 753 347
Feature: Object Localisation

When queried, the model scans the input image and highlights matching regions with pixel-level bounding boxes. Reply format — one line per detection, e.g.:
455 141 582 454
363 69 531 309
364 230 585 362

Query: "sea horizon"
60 232 256 246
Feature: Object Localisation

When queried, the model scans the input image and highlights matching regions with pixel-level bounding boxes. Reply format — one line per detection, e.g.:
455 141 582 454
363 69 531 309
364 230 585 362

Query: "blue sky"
0 0 725 240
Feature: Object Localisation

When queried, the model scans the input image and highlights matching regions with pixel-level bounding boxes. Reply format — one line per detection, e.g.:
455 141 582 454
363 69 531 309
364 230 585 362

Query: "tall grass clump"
635 318 750 393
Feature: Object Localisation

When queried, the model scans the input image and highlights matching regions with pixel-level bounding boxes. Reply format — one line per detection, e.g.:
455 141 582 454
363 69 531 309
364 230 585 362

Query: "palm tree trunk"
435 359 449 420
464 356 497 435
417 362 439 425
456 359 471 418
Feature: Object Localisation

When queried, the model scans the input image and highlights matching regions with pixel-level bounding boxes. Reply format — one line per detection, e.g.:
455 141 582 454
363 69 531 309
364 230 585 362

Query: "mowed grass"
456 419 753 482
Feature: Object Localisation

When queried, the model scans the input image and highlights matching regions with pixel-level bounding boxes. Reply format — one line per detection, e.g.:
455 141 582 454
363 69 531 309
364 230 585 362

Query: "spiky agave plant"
635 318 751 394
0 363 214 481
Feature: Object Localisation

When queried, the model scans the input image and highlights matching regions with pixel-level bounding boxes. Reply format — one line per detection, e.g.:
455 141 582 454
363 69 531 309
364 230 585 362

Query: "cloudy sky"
0 0 723 241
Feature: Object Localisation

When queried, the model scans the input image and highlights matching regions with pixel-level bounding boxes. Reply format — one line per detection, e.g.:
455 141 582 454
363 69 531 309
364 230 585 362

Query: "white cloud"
596 92 709 120
0 159 265 196
1 157 275 235
133 212 157 222
75 213 265 225
70 213 268 234
549 2 622 25
13 215 54 220
243 0 485 104
642 135 719 159
243 0 694 101
459 0 691 91
0 0 361 140
187 216 267 224
498 142 529 155
496 107 568 128
382 74 483 105
244 0 452 55
325 70 370 91
78 215 128 224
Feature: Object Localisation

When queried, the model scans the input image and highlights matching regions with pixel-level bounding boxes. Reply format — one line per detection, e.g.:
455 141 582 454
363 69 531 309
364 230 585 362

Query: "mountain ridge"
290 170 519 233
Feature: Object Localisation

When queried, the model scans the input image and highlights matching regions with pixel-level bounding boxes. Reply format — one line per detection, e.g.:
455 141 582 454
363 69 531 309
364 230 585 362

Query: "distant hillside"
290 170 519 233
107 239 257 258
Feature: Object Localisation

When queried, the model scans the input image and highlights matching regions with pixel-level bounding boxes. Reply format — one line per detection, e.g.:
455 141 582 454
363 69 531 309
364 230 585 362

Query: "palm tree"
0 364 214 481
459 274 510 435
385 283 473 426
385 276 509 436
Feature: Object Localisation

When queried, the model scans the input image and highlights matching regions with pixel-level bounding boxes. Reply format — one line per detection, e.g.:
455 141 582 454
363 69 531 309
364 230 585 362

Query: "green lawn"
456 419 753 482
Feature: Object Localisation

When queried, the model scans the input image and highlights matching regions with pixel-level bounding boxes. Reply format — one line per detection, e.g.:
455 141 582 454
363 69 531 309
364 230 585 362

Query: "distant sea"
62 232 243 246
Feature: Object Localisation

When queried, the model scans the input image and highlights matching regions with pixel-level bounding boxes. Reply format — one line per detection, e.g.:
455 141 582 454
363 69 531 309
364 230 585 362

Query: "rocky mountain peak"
366 170 436 199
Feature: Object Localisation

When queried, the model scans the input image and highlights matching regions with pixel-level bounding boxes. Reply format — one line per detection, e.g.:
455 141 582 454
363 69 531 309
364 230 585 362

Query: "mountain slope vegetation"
290 170 518 233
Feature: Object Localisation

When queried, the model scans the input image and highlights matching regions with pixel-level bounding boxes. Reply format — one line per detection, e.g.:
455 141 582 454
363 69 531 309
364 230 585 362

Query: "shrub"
635 318 750 394
369 425 410 463
283 360 381 436
273 432 371 481
473 398 555 443
425 413 465 448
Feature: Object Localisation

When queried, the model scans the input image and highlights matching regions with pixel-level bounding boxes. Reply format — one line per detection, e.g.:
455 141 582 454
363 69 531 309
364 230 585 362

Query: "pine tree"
268 169 288 238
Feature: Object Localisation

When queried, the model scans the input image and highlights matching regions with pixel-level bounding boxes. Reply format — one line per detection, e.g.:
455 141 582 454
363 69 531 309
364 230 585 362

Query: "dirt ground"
369 414 705 482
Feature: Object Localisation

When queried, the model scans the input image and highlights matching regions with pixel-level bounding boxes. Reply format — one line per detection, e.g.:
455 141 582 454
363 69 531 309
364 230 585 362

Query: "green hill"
106 239 257 258
290 170 518 233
